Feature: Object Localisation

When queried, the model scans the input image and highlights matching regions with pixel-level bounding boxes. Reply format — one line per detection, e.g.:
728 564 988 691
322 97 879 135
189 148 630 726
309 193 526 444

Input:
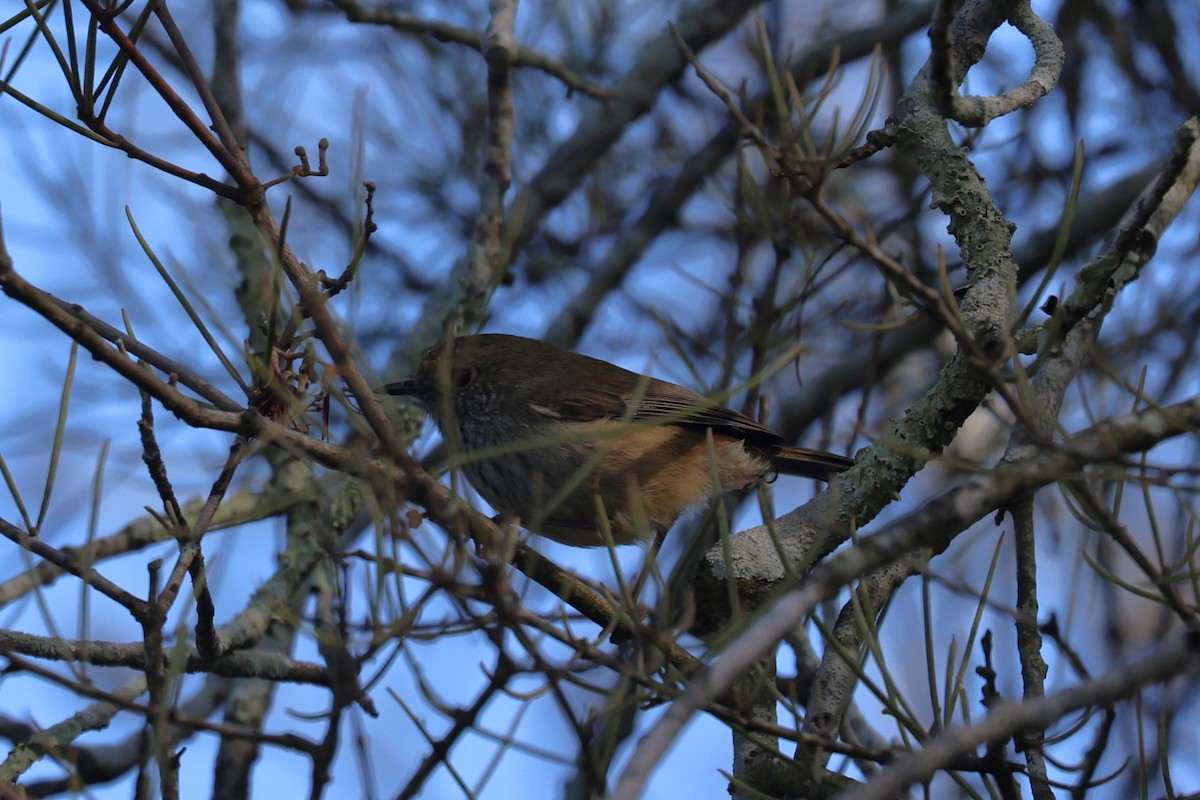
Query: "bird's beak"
378 379 427 397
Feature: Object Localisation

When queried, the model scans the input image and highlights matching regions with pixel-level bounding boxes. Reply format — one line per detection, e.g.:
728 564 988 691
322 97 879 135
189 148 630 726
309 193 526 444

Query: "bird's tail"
770 446 854 481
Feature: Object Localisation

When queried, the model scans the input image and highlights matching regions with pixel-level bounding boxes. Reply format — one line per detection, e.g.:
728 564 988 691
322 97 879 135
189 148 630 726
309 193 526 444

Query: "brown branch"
0 629 331 685
327 0 611 100
0 517 147 615
80 0 254 191
842 626 1200 800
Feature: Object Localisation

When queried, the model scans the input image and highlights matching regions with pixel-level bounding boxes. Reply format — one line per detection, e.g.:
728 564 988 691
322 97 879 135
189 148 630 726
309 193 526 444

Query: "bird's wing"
631 382 785 446
529 373 784 446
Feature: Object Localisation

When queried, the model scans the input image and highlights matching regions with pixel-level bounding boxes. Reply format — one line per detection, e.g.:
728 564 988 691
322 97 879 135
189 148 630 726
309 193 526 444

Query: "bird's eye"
454 368 474 389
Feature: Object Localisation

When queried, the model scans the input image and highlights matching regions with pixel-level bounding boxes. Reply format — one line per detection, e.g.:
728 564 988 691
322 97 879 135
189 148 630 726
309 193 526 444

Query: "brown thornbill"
383 334 853 547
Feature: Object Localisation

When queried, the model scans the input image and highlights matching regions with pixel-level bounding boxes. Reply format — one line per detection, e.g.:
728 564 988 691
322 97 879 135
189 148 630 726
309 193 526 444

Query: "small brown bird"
384 334 852 547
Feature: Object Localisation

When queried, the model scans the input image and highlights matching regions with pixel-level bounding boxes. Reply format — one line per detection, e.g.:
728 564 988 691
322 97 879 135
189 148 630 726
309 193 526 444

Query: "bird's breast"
452 417 773 546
